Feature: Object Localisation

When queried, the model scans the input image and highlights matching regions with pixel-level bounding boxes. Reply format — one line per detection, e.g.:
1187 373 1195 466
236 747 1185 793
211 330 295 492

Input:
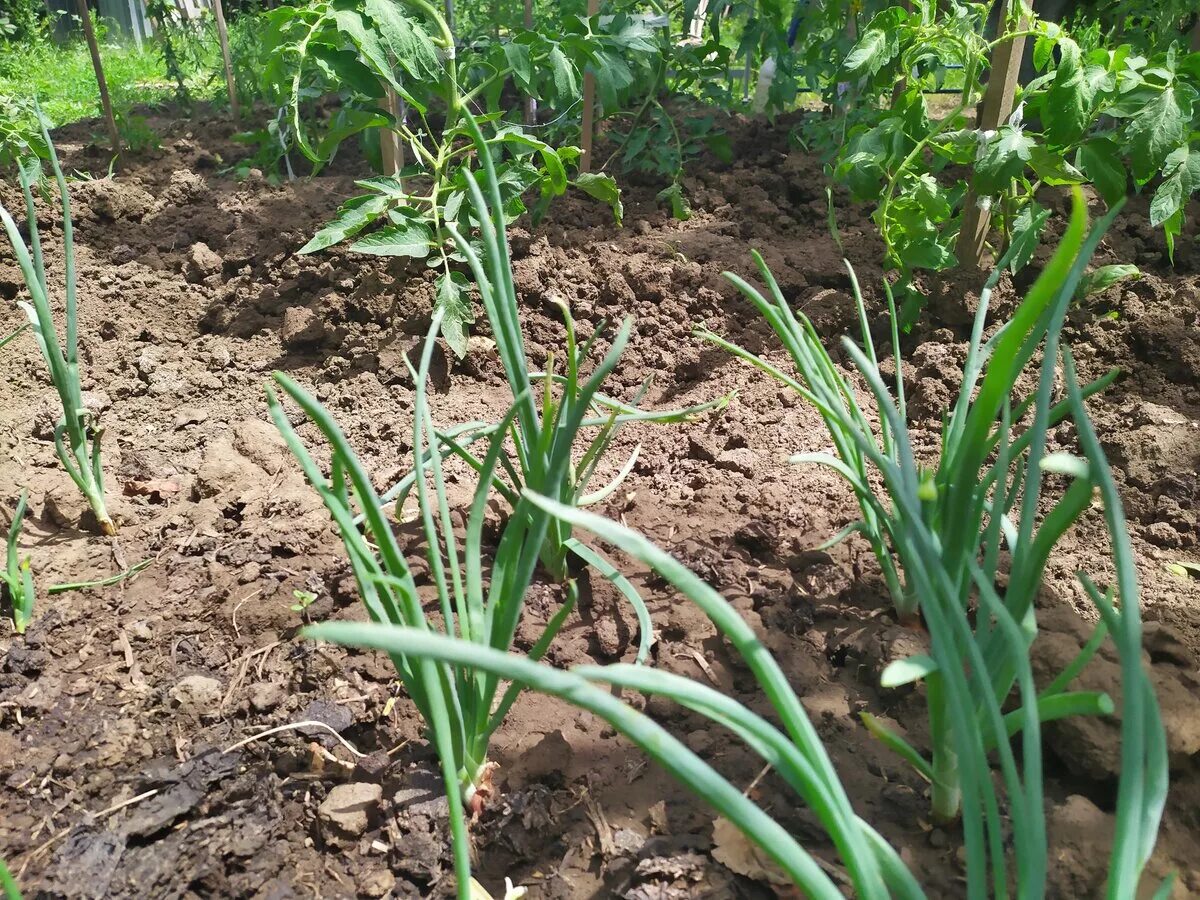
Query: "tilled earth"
1 104 1199 898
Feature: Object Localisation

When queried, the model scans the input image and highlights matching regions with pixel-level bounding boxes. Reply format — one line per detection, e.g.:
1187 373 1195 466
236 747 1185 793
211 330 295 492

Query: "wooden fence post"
954 2 1028 270
580 0 600 171
212 0 240 120
75 0 121 153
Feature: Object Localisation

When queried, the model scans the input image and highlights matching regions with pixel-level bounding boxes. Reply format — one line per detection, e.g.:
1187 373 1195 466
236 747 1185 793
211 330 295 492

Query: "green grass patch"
0 30 222 131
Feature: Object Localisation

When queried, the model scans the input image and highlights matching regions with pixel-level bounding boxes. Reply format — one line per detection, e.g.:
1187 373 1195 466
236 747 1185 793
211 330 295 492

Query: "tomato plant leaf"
1079 138 1127 205
547 46 580 105
503 41 534 91
657 182 692 221
1077 264 1140 299
1123 85 1190 183
973 126 1035 195
364 0 440 81
843 30 891 79
1007 201 1050 274
1149 146 1194 228
348 220 433 257
435 270 474 359
492 130 569 196
332 8 395 87
1044 38 1092 147
299 194 391 254
308 44 386 100
574 173 624 226
1028 145 1085 185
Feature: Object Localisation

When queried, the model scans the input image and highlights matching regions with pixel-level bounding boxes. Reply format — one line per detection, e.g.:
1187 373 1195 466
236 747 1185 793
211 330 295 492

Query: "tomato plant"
823 0 1199 322
256 0 625 356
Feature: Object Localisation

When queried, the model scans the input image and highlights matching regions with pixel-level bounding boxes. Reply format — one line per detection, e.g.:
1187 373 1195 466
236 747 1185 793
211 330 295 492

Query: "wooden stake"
522 0 536 126
954 5 1029 271
1190 16 1200 53
212 0 240 120
124 0 143 50
890 0 913 108
580 0 600 171
688 0 709 41
76 0 120 153
380 86 404 177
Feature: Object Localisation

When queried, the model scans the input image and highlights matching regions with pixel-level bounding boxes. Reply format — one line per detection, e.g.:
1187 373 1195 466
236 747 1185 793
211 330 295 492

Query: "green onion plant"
703 189 1167 896
0 112 114 535
0 323 28 351
0 855 20 900
374 110 724 656
2 491 34 633
268 311 627 894
2 489 151 634
269 111 723 885
296 190 1165 899
307 493 924 900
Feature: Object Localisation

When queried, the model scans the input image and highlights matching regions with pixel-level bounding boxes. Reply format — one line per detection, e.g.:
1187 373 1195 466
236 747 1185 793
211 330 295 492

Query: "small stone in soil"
173 407 209 430
687 434 720 463
247 681 285 712
183 242 222 282
280 306 327 348
170 675 223 717
356 868 395 898
354 749 391 781
318 782 382 841
128 621 153 641
298 699 353 742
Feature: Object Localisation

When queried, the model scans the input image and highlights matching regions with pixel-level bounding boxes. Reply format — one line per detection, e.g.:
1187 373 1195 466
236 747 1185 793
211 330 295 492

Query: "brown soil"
1 105 1199 899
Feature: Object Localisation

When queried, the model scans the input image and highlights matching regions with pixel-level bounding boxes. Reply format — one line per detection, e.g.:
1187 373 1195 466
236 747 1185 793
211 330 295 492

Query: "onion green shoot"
374 109 725 659
2 491 34 633
0 324 28 352
0 855 20 900
307 491 924 900
268 290 642 892
0 110 114 535
3 490 152 633
704 188 1166 896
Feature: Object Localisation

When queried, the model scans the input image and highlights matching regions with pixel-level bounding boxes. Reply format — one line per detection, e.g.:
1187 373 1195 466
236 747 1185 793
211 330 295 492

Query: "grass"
0 24 223 132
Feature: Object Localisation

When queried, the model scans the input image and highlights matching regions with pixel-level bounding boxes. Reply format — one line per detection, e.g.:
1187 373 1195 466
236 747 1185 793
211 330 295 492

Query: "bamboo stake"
212 0 240 120
75 0 120 153
954 2 1028 270
580 0 600 171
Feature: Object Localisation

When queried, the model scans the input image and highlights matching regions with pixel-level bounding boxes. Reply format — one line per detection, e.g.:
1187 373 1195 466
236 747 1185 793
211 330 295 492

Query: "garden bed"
1 105 1199 898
